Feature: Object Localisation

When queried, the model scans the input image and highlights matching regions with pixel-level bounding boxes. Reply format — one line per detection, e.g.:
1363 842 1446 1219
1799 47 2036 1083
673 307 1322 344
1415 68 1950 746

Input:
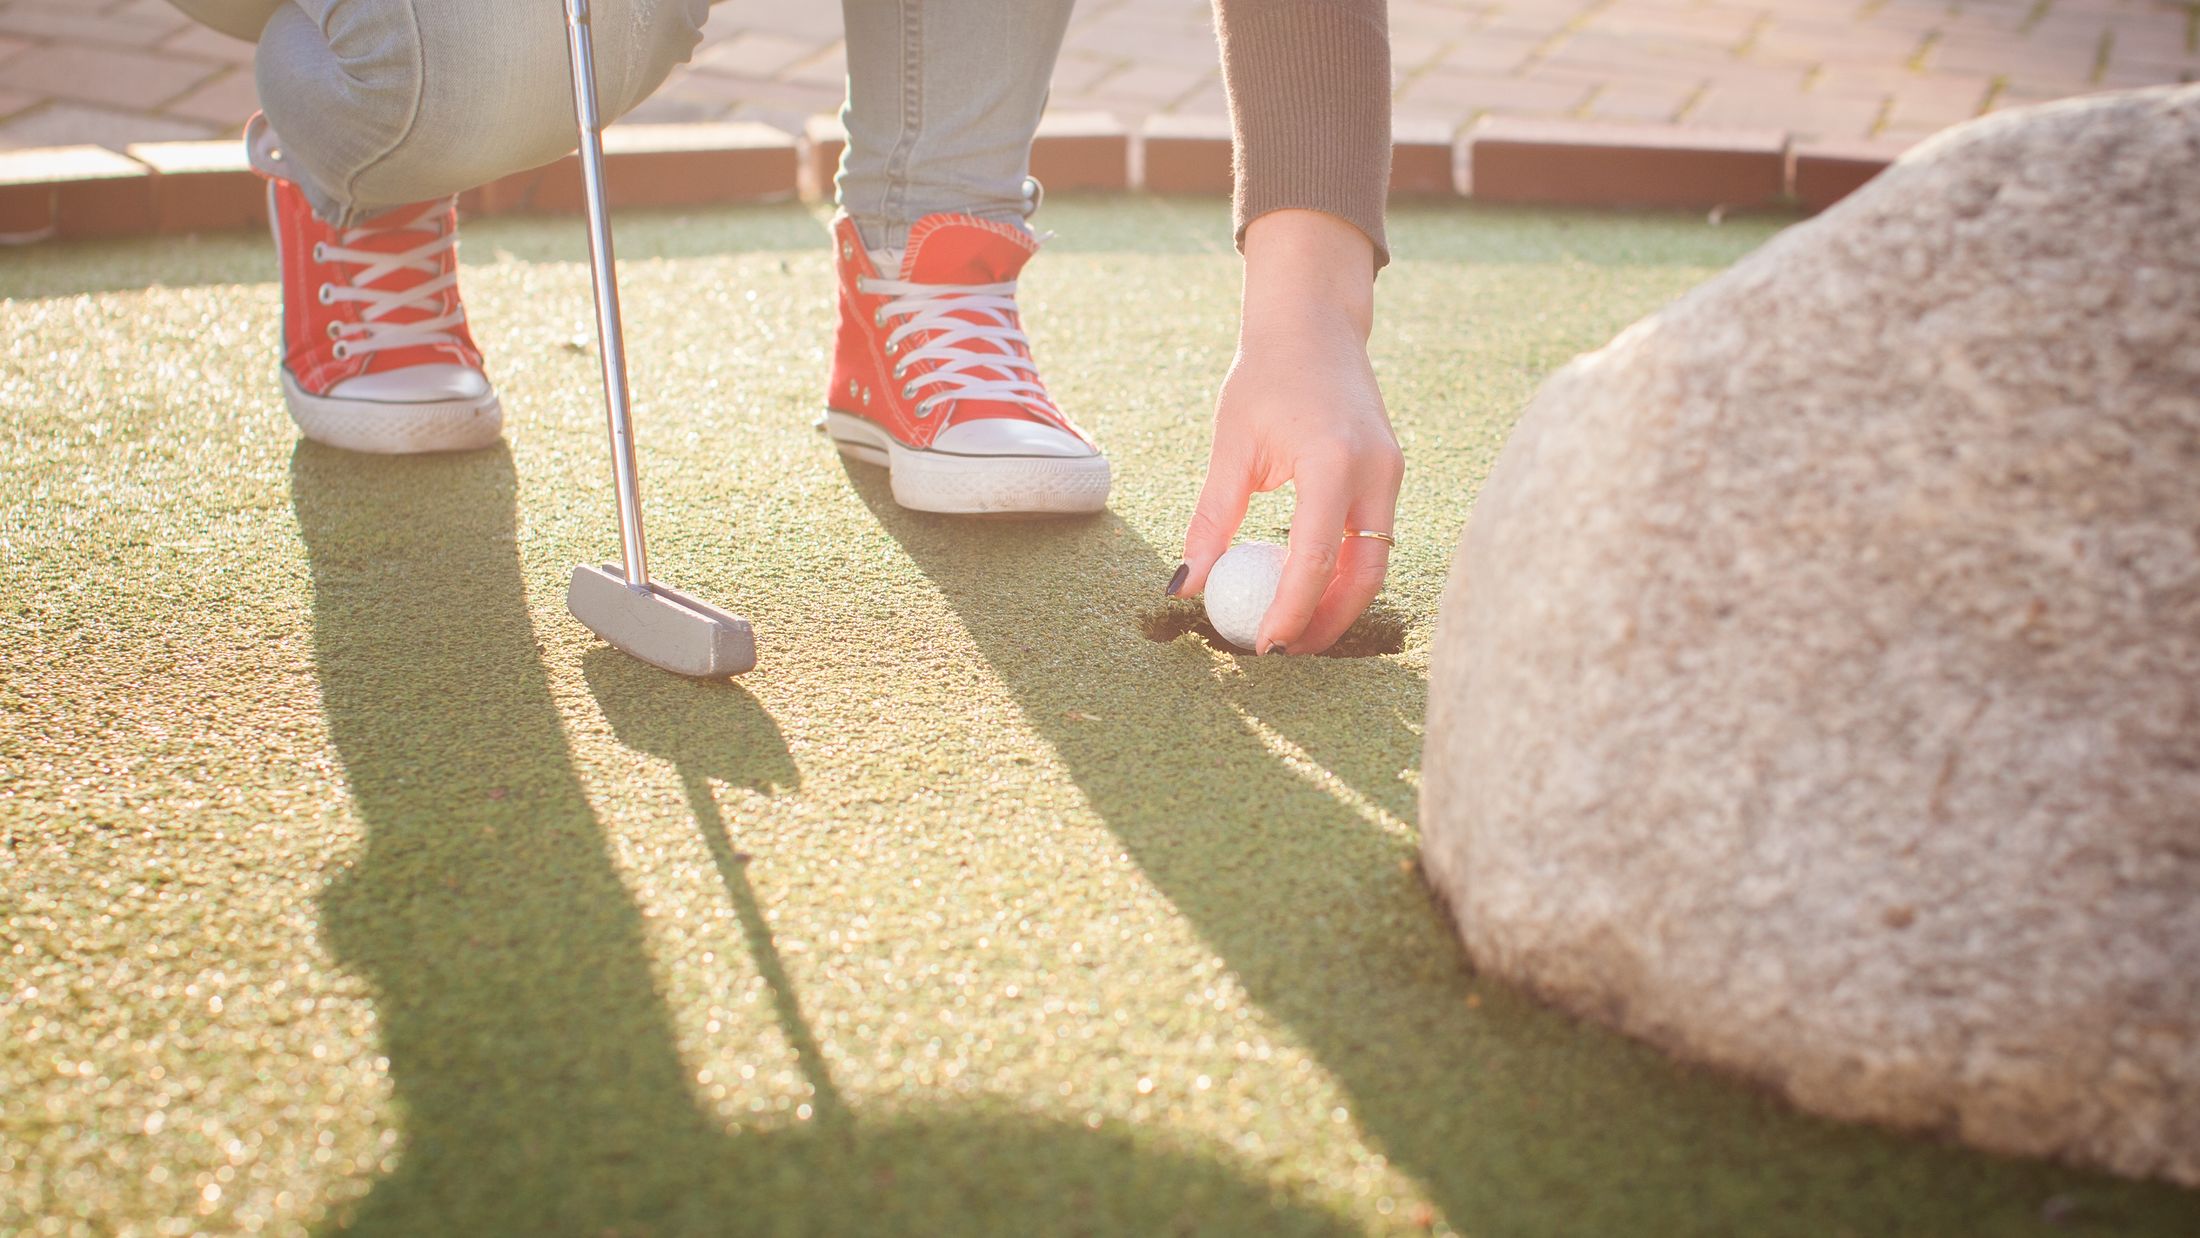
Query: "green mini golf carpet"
4 199 2195 1237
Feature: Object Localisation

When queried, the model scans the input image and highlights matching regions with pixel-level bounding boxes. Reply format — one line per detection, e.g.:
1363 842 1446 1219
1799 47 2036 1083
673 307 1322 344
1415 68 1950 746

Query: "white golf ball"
1204 540 1289 651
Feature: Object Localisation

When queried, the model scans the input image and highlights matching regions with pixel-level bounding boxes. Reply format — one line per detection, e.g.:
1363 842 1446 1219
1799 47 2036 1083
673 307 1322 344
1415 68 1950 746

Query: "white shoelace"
314 205 467 361
857 276 1066 426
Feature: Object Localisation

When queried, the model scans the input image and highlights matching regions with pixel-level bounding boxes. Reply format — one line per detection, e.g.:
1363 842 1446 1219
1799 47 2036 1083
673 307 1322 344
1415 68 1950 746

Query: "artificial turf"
4 198 2195 1237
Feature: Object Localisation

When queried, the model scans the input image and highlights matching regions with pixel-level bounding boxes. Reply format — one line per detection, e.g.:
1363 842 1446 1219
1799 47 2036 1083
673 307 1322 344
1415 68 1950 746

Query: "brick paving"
1 0 2195 156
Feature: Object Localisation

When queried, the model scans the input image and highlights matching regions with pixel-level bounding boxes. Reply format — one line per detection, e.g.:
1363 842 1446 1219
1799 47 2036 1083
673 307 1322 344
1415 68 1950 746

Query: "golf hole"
1139 602 1407 658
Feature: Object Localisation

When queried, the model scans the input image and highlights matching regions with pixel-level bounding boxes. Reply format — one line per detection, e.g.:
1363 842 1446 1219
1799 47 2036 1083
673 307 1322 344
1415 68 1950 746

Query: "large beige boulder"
1421 86 2200 1185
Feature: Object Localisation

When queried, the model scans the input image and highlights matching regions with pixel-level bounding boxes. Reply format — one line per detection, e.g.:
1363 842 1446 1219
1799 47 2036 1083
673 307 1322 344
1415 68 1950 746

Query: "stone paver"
1 0 2195 155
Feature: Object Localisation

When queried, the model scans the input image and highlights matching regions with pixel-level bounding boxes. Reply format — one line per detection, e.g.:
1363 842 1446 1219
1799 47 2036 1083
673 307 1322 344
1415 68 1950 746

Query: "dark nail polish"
1165 563 1189 597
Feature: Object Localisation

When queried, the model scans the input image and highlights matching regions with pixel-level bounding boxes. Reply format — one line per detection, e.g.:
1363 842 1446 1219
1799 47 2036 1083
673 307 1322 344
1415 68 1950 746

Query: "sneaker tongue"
344 204 449 327
899 216 1038 284
891 216 1050 426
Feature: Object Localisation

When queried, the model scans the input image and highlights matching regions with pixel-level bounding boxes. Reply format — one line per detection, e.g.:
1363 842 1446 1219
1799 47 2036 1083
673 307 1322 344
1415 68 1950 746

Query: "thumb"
1174 447 1253 597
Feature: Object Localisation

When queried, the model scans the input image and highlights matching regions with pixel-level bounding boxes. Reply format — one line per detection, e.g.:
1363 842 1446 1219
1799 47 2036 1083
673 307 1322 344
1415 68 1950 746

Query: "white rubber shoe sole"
822 410 1110 515
282 368 504 455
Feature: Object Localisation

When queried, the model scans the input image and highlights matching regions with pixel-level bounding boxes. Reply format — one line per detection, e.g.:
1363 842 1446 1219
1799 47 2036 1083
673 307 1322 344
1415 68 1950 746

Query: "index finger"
1254 459 1350 654
1176 444 1254 598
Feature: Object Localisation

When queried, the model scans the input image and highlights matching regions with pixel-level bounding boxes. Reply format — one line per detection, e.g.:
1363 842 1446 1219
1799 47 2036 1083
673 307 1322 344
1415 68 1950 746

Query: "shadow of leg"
294 442 728 1233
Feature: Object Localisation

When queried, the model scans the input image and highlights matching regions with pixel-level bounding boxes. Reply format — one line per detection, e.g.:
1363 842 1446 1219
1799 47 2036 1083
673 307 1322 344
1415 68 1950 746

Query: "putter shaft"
563 0 649 589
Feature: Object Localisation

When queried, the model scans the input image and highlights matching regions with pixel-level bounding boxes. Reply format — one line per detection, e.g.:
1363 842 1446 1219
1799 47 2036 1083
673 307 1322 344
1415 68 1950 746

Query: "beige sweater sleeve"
1213 0 1393 269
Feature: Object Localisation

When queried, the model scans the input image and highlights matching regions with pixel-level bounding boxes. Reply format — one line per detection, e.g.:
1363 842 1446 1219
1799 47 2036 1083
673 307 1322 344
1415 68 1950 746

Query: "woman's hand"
1172 210 1401 655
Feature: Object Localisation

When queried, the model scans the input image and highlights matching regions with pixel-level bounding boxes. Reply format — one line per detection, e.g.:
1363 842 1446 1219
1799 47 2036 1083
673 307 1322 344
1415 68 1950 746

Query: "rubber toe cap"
930 417 1096 458
329 364 493 404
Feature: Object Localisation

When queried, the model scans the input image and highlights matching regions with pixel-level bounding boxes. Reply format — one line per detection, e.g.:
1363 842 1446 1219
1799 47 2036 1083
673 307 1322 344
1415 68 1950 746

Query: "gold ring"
1344 529 1396 547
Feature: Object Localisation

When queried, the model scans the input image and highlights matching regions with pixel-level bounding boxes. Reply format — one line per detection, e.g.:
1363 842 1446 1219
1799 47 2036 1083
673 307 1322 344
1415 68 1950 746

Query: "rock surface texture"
1421 86 2200 1186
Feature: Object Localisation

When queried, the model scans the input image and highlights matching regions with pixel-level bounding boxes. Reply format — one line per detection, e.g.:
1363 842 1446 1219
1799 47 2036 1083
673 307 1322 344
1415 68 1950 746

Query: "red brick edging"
0 114 1902 245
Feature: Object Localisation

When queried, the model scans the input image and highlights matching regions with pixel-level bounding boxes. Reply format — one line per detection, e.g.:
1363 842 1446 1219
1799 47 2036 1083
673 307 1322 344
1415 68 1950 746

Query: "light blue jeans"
169 0 1075 245
835 0 1073 250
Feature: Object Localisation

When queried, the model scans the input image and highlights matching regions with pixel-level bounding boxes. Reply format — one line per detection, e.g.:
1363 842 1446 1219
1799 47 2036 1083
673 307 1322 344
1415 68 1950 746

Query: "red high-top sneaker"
254 119 501 454
823 213 1109 514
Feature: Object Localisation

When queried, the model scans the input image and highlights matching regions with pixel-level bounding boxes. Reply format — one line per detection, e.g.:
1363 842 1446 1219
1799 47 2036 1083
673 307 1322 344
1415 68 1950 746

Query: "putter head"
568 563 756 679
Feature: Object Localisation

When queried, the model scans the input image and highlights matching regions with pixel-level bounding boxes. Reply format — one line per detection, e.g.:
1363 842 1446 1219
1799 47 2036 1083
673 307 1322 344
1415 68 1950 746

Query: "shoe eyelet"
873 309 887 327
317 283 333 305
326 321 343 339
847 378 859 399
311 242 327 262
902 383 916 400
841 240 854 260
331 342 351 360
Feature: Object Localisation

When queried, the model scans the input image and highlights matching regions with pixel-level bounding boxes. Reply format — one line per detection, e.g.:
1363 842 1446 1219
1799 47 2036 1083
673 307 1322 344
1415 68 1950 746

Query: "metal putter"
560 0 755 678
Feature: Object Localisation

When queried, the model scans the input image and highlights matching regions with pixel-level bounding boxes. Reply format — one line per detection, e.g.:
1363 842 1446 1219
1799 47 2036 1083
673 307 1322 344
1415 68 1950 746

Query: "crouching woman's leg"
164 0 708 453
252 0 709 224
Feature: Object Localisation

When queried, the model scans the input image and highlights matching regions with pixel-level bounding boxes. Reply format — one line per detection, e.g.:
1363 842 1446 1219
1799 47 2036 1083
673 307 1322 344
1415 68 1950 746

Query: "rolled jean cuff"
848 178 1041 253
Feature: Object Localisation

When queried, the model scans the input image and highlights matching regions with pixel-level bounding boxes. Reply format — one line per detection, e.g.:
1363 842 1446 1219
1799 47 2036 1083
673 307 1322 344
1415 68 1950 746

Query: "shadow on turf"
291 441 1353 1236
582 647 843 1124
841 462 2198 1236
